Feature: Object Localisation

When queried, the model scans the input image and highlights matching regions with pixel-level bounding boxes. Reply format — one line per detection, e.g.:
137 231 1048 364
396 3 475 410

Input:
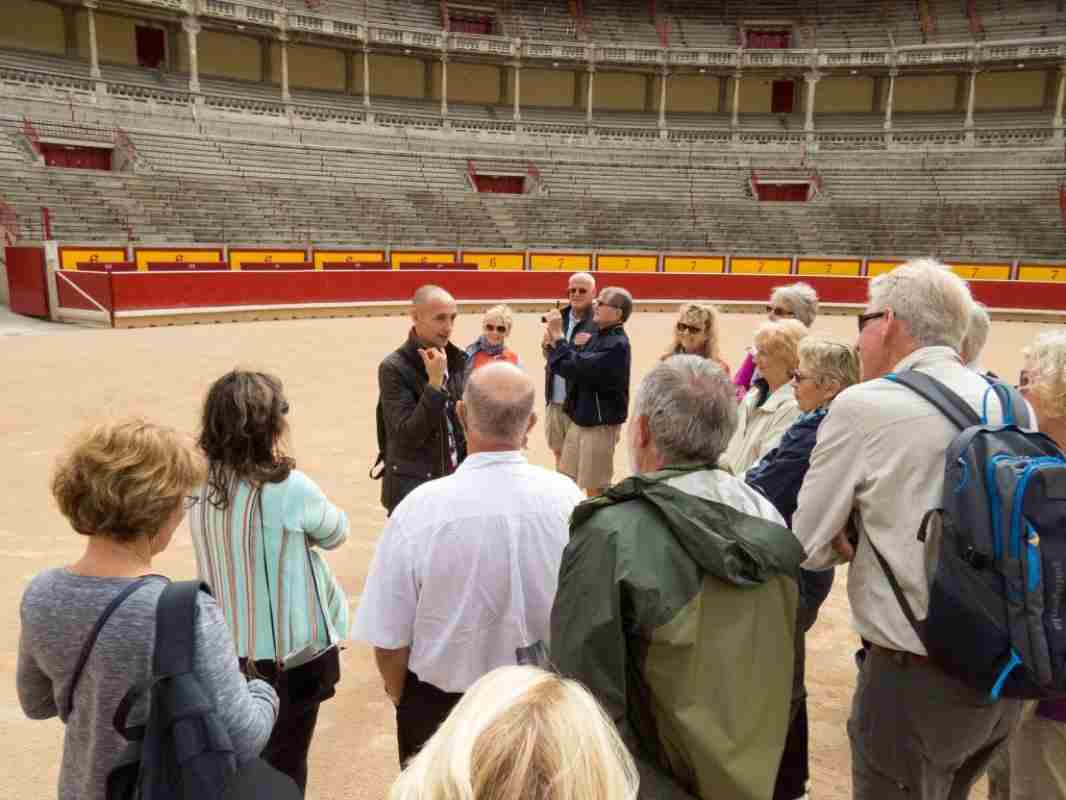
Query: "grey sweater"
17 569 279 800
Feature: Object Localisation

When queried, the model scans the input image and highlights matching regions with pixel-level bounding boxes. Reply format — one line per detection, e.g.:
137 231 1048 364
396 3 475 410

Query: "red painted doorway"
771 80 795 113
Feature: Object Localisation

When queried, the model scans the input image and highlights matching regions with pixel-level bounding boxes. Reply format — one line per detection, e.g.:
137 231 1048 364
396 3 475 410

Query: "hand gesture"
541 329 555 351
418 347 447 389
544 309 564 340
574 332 592 347
831 526 856 563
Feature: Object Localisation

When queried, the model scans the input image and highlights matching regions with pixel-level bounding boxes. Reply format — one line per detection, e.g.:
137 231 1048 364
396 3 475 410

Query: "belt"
868 643 930 667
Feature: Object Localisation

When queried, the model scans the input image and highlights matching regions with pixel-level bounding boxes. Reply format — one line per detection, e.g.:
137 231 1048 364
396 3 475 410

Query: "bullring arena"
3 0 1066 797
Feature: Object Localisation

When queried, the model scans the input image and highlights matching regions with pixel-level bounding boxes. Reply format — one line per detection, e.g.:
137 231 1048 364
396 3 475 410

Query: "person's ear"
637 414 652 449
526 411 538 435
457 400 468 432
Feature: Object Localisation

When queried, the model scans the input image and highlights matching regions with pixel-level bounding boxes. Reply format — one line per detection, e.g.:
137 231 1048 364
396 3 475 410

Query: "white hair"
389 666 639 800
868 258 973 350
635 355 738 466
960 302 991 365
770 283 819 327
1026 329 1066 422
798 337 861 392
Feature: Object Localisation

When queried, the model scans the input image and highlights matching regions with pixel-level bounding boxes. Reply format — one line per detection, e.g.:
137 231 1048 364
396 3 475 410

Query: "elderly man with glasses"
544 285 633 497
541 273 599 472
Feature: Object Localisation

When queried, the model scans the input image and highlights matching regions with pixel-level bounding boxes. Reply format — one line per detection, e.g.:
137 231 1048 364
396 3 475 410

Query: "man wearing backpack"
794 260 1024 799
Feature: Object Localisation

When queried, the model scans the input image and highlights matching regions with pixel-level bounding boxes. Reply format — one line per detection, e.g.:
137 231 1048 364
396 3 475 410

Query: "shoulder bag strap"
860 511 931 647
886 371 981 430
257 487 282 669
305 544 333 647
152 580 209 677
64 575 156 718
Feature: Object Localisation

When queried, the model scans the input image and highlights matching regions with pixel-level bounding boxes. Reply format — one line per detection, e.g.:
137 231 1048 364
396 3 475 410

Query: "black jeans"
396 670 463 765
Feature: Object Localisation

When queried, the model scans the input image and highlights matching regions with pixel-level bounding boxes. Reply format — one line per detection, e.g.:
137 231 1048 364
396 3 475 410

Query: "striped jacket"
189 469 349 662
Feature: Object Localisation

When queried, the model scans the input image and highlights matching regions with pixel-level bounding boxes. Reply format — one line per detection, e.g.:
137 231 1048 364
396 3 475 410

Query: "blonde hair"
753 319 808 373
483 304 514 333
770 283 819 327
868 258 973 350
52 418 206 543
665 303 723 362
389 666 639 800
1026 329 1066 422
798 337 860 395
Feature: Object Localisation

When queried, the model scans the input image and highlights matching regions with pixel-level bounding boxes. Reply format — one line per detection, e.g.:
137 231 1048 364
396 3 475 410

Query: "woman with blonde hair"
389 665 638 800
724 318 808 476
17 419 279 800
734 283 819 399
663 302 731 373
465 304 521 378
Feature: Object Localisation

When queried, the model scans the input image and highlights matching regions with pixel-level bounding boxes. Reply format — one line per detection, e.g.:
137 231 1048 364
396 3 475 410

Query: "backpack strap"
984 378 1031 429
886 371 981 430
153 580 211 677
64 575 157 718
862 512 933 647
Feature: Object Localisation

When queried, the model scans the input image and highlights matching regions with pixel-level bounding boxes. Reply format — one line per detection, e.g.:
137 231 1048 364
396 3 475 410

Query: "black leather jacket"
377 329 467 513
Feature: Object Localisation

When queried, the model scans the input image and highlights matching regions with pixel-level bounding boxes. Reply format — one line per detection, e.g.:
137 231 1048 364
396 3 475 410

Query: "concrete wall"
368 53 425 98
591 71 646 111
738 76 775 113
975 69 1047 110
813 76 876 113
76 11 139 65
1 0 64 53
894 74 957 112
667 75 721 113
430 61 500 103
269 43 344 91
190 30 258 81
522 68 576 107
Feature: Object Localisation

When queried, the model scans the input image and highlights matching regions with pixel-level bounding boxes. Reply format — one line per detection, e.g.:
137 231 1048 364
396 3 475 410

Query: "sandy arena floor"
0 307 1051 799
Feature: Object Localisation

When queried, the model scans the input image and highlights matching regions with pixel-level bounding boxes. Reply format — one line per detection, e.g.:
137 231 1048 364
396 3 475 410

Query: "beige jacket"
724 382 801 476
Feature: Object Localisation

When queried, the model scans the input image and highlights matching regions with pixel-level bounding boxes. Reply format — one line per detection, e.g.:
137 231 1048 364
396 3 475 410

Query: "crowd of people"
16 259 1066 800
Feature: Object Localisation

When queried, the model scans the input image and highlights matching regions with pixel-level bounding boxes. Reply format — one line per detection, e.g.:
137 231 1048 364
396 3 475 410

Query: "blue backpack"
870 371 1066 700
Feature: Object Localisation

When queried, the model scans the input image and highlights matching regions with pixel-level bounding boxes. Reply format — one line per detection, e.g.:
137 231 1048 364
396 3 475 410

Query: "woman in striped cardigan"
190 369 349 796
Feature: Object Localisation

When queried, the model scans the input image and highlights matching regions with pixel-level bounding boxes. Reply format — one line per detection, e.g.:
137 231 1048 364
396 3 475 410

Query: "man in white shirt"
794 259 1023 799
353 362 583 764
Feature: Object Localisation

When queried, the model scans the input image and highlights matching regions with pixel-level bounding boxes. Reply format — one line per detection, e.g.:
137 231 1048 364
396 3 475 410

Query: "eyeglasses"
790 370 815 383
676 322 702 335
484 324 508 333
857 310 888 332
280 400 290 415
183 495 200 511
568 287 589 295
595 299 623 310
767 305 795 317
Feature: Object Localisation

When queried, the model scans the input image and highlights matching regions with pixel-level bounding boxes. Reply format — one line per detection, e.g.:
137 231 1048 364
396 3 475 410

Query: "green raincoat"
549 466 805 800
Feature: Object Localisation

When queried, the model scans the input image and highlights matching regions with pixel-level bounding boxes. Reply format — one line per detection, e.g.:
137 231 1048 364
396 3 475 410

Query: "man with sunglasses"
541 273 599 471
545 286 633 498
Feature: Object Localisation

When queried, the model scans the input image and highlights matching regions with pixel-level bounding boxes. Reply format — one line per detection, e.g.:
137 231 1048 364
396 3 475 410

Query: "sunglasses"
857 310 888 332
676 322 702 335
280 400 290 415
595 300 623 311
767 305 795 317
484 324 508 333
568 287 589 295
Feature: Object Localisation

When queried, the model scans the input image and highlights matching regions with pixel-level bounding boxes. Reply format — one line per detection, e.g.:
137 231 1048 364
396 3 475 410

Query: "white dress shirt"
352 450 583 692
724 382 801 476
794 346 1019 656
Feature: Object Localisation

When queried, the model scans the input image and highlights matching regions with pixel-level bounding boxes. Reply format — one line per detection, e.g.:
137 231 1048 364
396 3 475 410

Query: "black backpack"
106 581 298 800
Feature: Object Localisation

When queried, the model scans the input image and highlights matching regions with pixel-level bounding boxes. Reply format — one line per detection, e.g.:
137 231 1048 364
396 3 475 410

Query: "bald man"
375 285 467 514
355 363 583 763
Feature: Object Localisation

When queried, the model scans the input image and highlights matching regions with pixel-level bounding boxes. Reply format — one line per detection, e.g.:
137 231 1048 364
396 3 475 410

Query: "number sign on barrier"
730 258 791 275
797 259 861 277
866 260 904 277
663 256 725 273
60 247 127 270
229 250 307 270
391 251 457 269
134 249 223 271
313 250 386 269
530 253 592 272
597 255 658 272
947 263 1011 281
1018 265 1066 283
464 252 525 271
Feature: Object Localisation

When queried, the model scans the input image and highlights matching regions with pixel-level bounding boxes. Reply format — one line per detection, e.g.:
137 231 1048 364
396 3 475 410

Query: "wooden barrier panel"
134 247 224 271
463 251 525 271
730 257 791 275
241 262 316 271
391 251 457 269
59 246 126 270
597 254 658 273
147 262 228 272
663 255 725 273
80 262 137 272
797 259 862 277
5 246 49 317
313 249 386 269
947 263 1012 281
867 260 904 277
530 253 592 272
1018 264 1066 283
228 249 307 270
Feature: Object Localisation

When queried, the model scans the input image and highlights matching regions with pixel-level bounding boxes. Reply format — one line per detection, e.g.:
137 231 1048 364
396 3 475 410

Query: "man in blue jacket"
545 286 633 497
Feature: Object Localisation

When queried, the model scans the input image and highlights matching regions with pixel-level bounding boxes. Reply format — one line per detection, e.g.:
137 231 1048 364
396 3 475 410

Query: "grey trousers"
849 646 1022 800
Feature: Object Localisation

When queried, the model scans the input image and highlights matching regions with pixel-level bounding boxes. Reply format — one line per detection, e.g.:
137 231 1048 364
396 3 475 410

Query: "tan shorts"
559 422 622 491
545 403 571 454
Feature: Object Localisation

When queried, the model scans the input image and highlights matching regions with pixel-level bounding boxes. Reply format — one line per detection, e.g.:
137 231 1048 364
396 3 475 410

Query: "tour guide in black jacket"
377 286 467 514
545 286 633 496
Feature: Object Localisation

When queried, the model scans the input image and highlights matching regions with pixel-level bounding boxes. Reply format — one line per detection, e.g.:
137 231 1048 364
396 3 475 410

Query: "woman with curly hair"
190 370 350 795
663 303 731 374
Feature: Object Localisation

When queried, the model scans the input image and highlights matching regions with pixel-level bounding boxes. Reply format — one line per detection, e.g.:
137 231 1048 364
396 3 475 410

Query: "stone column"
731 70 741 127
512 62 521 121
965 66 978 128
440 53 448 116
279 34 291 102
86 0 101 79
183 17 201 93
884 68 898 129
658 67 668 129
1054 64 1066 128
344 51 353 95
804 71 820 132
586 65 595 125
362 45 371 107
